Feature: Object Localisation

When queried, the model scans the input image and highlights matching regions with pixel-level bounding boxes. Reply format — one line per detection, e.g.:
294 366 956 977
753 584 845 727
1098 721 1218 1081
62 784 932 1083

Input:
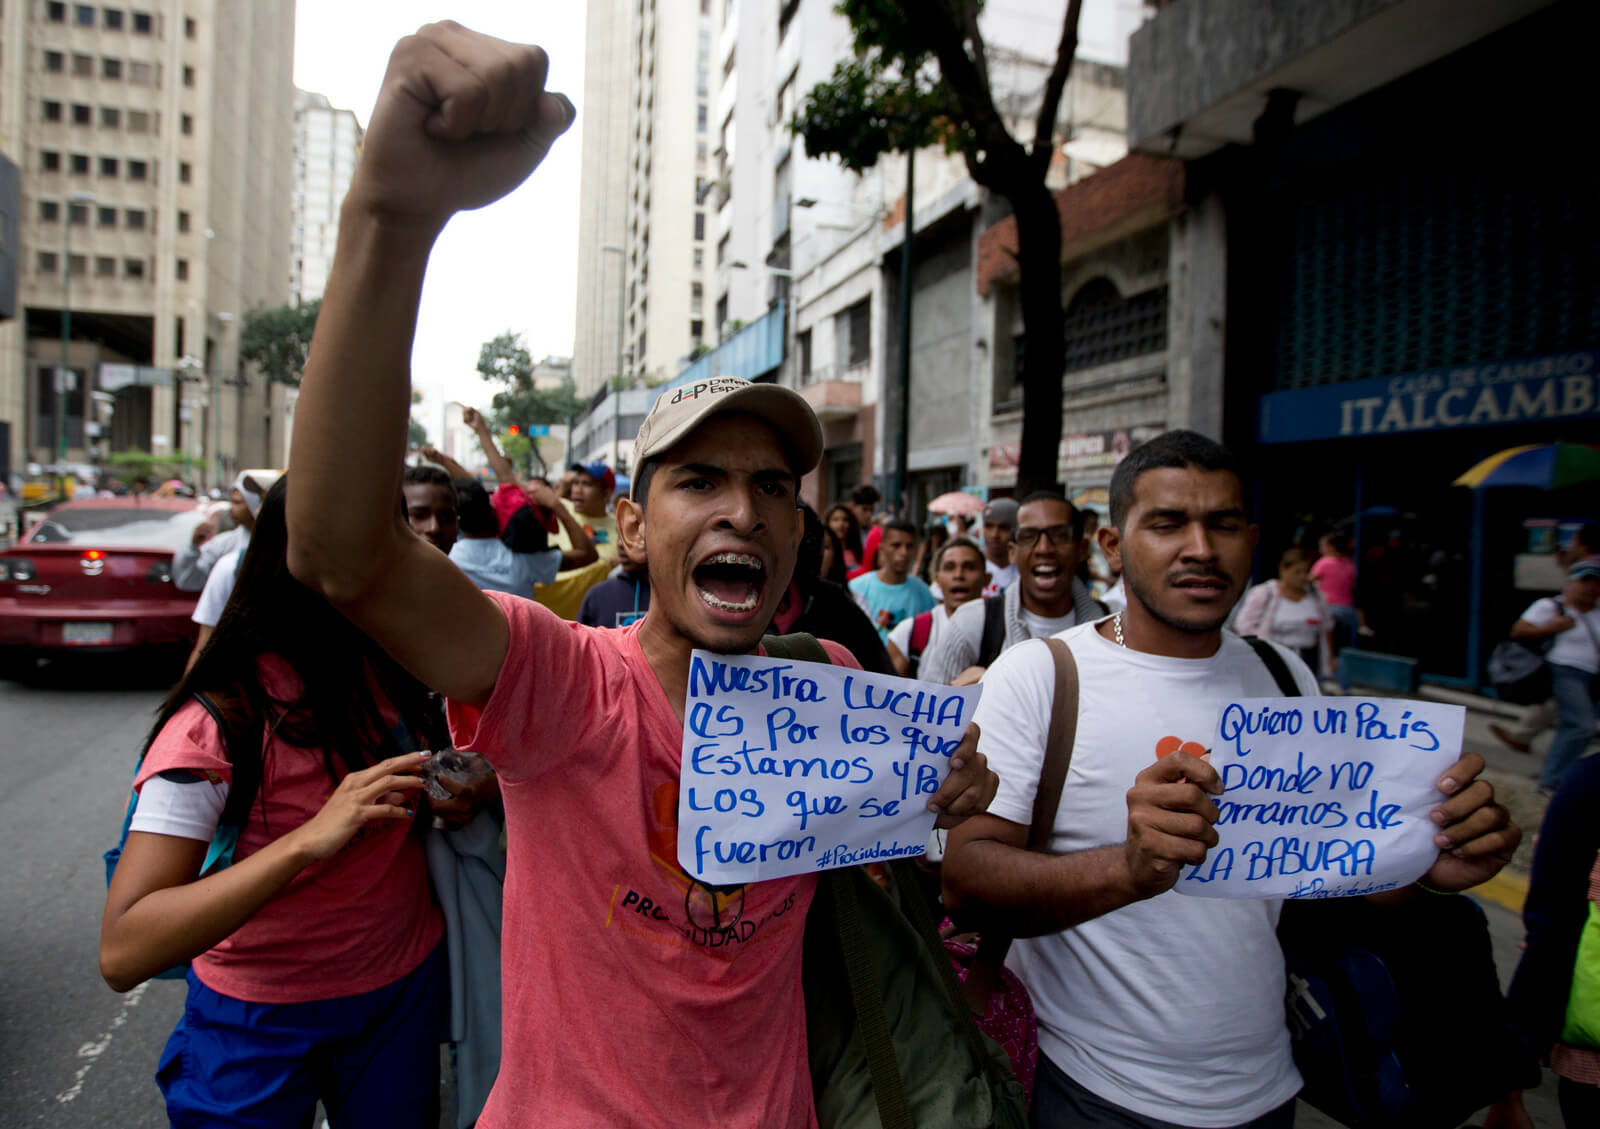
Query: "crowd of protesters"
94 23 1591 1129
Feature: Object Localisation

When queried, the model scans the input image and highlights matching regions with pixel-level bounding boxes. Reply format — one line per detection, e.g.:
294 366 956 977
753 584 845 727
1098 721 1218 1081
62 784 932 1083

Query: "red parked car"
0 497 220 677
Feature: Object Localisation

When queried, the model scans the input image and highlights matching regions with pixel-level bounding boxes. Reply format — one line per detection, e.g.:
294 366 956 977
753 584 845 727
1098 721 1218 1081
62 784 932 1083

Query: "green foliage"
791 0 977 172
475 331 576 433
103 448 205 481
239 299 320 387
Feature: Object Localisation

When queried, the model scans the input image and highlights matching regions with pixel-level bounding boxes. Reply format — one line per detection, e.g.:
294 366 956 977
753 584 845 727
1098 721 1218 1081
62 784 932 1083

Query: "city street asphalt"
0 655 1571 1127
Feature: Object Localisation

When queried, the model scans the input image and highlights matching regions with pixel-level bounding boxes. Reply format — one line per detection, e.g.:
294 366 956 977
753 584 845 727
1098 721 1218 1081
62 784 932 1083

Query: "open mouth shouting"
693 551 769 619
1029 561 1065 595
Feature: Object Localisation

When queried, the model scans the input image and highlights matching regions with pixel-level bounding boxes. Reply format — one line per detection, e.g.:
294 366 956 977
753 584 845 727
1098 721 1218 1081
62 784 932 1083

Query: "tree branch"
1032 0 1084 175
904 0 1030 190
960 0 990 97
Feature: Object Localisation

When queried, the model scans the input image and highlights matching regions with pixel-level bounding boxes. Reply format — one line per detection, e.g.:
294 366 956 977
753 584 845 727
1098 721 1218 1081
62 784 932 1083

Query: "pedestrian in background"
914 520 949 586
888 537 986 678
849 518 937 640
1312 531 1368 687
823 502 864 572
981 497 1020 596
1233 544 1335 677
771 503 893 673
1508 558 1600 795
845 484 884 580
100 476 450 1129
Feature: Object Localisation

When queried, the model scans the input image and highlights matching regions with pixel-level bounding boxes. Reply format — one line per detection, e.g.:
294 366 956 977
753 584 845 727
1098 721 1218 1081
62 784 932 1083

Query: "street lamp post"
57 190 96 472
600 243 626 471
212 312 235 488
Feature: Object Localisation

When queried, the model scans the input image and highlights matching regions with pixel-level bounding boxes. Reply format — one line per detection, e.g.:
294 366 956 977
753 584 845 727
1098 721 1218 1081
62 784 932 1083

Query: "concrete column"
1168 192 1227 439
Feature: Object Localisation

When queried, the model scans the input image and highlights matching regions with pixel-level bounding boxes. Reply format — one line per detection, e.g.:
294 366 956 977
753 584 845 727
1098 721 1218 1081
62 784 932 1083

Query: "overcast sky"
293 4 586 443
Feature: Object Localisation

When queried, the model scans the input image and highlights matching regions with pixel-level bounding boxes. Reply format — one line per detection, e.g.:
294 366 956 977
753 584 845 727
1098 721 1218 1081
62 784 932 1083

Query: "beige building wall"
291 89 361 304
0 0 294 483
570 0 629 400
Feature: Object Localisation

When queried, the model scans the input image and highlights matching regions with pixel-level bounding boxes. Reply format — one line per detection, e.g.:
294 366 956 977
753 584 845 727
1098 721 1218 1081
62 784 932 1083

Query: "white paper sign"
677 649 981 884
1175 697 1465 900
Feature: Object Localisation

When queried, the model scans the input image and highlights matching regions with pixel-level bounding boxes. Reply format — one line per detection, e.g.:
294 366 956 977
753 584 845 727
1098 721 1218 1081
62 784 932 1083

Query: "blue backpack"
103 692 244 980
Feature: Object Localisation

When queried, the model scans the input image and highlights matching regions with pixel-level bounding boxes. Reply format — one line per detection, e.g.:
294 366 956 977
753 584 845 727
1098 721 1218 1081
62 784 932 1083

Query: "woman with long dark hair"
823 502 864 571
99 475 449 1129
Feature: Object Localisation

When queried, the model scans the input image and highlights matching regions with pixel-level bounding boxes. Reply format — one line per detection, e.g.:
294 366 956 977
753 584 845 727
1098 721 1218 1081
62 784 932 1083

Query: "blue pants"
157 944 446 1129
1031 1053 1295 1129
1542 663 1597 791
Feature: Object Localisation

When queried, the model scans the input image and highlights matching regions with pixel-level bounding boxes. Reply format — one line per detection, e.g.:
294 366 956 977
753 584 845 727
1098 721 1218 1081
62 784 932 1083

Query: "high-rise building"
290 89 361 304
571 0 718 468
0 0 296 483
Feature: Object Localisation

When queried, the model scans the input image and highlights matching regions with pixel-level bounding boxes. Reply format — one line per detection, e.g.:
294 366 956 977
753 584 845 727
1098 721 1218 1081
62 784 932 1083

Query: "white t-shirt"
1268 589 1325 651
1020 607 1077 640
1523 597 1600 674
983 559 1018 597
448 537 562 598
972 621 1317 1126
887 603 952 672
191 543 246 627
129 770 228 840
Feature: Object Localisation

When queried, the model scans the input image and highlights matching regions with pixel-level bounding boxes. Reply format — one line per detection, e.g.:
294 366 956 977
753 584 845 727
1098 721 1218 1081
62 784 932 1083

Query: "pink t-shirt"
1310 555 1357 608
135 656 442 1004
447 591 858 1129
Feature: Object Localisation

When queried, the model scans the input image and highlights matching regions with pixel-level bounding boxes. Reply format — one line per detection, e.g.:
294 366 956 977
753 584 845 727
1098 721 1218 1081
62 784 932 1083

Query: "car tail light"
84 550 104 560
146 561 173 583
0 558 37 582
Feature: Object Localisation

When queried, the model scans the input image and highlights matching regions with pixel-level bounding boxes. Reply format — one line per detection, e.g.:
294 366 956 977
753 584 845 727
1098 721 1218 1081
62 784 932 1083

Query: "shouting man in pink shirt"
284 22 996 1128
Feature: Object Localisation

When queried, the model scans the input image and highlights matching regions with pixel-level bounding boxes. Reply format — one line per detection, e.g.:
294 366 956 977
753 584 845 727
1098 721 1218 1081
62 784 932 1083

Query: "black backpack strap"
1242 636 1302 697
760 632 830 665
976 594 1007 669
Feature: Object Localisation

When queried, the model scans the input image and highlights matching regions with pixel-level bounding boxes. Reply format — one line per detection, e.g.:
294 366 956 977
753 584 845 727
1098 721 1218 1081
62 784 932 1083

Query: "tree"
475 331 577 435
794 0 1083 497
408 390 428 450
239 298 321 387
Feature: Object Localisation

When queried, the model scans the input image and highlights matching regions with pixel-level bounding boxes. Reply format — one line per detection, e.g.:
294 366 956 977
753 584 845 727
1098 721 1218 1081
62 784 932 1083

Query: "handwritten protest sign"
1176 697 1465 900
677 649 981 884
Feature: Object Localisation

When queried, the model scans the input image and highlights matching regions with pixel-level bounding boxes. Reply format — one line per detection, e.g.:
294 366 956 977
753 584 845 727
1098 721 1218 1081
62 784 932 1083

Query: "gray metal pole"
893 149 914 517
58 216 71 468
613 255 626 471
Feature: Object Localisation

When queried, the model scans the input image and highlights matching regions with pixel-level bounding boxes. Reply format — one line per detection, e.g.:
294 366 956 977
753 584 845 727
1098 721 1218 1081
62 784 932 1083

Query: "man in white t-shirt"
980 497 1019 596
1510 556 1600 794
886 537 985 678
919 492 1106 686
944 430 1520 1129
184 472 279 671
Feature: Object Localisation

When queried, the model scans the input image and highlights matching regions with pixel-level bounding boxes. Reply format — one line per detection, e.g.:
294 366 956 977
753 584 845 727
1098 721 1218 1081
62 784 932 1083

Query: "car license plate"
62 622 114 646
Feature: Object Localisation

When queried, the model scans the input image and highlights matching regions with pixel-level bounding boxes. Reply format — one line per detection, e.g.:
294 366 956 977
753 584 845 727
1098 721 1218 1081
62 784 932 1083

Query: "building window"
691 318 704 341
97 206 117 228
42 150 61 172
129 61 153 85
715 294 729 337
73 53 93 77
798 328 812 380
42 100 63 123
68 201 89 225
75 4 95 26
696 140 708 162
693 247 704 270
180 113 192 135
691 282 703 315
102 57 122 79
175 258 188 281
178 161 191 183
182 65 194 87
94 255 116 278
127 110 149 132
716 233 729 266
70 152 90 174
693 212 705 241
124 208 145 230
37 251 59 274
68 254 86 277
696 104 708 132
127 158 148 181
184 16 195 38
100 106 120 128
176 210 189 233
72 103 93 126
124 258 145 279
46 2 66 22
840 299 871 369
98 156 118 177
39 200 60 222
1060 279 1169 374
44 50 65 73
132 9 151 34
103 7 123 30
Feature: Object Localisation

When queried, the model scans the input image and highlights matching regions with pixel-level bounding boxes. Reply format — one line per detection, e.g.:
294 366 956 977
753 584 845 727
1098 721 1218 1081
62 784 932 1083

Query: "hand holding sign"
677 650 983 884
1174 697 1492 900
1125 751 1224 899
1417 752 1521 893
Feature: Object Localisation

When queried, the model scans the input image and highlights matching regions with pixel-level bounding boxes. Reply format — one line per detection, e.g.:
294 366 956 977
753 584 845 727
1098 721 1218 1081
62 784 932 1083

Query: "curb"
1469 868 1529 915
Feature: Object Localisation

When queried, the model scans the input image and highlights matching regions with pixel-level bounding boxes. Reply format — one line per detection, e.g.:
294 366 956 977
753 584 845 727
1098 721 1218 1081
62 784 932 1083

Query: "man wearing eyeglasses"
919 492 1107 686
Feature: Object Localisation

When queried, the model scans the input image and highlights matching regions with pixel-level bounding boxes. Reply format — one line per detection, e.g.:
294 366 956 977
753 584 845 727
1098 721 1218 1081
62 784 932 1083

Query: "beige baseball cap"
632 377 823 492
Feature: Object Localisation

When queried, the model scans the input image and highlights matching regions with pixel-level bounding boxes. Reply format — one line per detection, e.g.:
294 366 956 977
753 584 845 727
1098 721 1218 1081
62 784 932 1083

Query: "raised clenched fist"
348 22 575 233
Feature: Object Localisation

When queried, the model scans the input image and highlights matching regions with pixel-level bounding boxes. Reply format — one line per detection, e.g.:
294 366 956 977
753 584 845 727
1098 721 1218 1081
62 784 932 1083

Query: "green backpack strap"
761 632 831 665
829 868 914 1129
